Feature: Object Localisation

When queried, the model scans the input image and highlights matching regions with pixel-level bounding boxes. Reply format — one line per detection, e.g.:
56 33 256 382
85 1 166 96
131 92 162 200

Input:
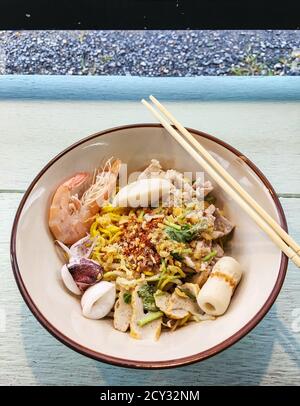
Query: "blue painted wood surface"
0 78 299 385
0 75 300 100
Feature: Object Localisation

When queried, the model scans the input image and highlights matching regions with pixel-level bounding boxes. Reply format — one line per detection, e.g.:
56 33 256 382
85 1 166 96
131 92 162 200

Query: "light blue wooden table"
0 76 299 385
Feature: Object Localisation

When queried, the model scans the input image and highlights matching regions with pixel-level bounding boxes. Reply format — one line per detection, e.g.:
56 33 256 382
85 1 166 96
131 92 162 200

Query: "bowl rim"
10 123 288 369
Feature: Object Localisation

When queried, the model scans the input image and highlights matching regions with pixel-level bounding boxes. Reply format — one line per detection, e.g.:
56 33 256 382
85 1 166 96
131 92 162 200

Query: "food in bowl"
48 157 242 340
12 123 288 367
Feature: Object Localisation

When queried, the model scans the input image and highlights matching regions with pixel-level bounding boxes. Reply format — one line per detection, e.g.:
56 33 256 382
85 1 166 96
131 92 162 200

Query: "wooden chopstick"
149 95 300 256
141 98 300 268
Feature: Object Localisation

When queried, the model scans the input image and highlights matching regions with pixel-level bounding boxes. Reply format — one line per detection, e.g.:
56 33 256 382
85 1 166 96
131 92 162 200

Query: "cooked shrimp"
49 158 121 245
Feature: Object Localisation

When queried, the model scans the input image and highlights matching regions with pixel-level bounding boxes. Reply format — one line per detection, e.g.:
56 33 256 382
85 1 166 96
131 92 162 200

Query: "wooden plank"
0 100 299 193
1 192 299 385
0 76 300 101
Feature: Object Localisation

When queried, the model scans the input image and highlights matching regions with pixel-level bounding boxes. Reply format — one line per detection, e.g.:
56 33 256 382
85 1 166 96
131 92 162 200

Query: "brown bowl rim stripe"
10 123 288 369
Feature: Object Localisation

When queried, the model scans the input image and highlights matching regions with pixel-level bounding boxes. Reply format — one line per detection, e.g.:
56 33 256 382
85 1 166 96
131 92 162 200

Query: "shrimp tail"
48 159 122 245
82 158 122 208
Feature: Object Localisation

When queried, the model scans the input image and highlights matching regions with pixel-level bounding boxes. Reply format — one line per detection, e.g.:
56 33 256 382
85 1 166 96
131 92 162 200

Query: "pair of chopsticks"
142 95 300 268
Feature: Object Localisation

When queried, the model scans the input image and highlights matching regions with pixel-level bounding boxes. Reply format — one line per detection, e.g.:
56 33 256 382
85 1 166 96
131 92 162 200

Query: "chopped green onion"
138 210 145 220
203 250 217 262
177 212 187 220
144 275 161 282
157 259 168 289
163 220 181 230
137 311 163 327
160 275 182 290
168 265 186 278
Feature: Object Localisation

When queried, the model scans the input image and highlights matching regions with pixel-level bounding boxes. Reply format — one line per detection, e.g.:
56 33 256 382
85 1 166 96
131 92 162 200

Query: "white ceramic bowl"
11 124 288 368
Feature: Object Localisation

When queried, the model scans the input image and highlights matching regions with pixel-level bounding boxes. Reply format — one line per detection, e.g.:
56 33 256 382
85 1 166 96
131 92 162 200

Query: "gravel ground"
0 30 299 76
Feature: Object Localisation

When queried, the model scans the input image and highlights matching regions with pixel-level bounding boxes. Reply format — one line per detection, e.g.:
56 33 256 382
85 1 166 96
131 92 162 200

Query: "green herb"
138 284 158 312
205 194 216 204
203 250 217 262
137 311 163 327
165 220 208 243
123 292 132 304
171 252 184 261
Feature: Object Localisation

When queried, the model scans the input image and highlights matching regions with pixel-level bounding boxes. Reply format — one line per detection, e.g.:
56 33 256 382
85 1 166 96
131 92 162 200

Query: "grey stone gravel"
0 30 299 76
